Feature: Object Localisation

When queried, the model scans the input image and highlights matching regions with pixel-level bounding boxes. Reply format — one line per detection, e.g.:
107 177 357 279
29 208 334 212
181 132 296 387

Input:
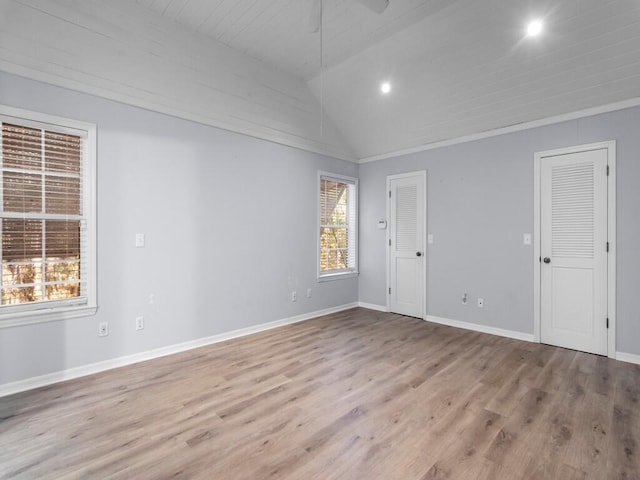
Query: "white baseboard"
358 302 388 312
425 315 535 343
615 351 640 365
0 302 358 398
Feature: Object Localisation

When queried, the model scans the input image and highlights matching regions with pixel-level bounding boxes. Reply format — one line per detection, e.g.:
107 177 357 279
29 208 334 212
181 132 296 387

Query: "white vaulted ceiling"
135 0 453 80
309 0 640 159
2 0 640 161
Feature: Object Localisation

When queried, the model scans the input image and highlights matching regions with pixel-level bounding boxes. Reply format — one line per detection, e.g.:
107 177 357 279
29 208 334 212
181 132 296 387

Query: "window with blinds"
0 107 96 324
319 172 358 278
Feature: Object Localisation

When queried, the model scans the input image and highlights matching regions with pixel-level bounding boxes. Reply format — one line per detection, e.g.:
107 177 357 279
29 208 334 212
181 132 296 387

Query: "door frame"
386 170 428 318
533 141 616 358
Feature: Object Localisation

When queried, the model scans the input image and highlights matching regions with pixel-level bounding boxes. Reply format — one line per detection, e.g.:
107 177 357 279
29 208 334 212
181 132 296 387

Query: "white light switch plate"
135 233 145 248
427 234 434 244
523 233 532 245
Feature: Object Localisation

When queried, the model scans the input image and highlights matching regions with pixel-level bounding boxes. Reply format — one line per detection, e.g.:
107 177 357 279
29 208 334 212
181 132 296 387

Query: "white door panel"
540 148 608 355
389 172 425 318
395 257 418 305
551 267 593 332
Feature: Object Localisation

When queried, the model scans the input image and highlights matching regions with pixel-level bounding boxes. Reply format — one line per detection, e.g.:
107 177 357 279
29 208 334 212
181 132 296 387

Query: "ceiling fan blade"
308 0 321 34
356 0 389 14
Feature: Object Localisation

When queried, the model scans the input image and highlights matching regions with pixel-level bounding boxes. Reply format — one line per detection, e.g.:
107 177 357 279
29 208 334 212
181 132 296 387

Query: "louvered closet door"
540 149 608 355
389 173 425 318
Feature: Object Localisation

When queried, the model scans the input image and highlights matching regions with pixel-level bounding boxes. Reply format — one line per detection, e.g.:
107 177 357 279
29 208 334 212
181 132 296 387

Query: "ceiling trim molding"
358 97 640 164
0 64 358 164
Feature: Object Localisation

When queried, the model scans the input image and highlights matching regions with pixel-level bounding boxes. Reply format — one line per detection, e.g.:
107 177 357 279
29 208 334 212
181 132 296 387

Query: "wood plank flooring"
1 308 639 479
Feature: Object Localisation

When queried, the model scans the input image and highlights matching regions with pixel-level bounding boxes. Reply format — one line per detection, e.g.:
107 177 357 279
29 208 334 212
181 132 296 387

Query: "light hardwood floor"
1 308 639 479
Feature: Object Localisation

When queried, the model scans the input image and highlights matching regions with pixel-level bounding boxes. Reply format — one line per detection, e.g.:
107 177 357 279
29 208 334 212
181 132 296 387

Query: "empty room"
1 0 640 478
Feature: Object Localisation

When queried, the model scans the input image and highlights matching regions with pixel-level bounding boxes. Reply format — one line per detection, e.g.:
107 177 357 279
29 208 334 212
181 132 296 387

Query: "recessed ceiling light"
527 19 543 37
380 82 391 94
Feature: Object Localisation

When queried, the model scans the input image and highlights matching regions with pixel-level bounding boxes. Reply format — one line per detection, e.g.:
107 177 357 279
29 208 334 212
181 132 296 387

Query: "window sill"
317 271 359 283
0 304 98 329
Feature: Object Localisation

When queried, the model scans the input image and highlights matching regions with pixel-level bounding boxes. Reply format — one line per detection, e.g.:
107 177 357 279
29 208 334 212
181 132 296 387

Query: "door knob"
543 257 551 264
416 252 422 257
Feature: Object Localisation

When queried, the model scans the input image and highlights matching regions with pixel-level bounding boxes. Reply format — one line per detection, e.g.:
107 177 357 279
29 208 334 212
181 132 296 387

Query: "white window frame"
0 105 97 328
317 171 358 282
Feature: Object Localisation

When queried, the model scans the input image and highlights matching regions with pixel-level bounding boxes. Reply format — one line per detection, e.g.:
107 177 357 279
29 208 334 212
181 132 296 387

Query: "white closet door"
540 148 608 355
389 172 426 318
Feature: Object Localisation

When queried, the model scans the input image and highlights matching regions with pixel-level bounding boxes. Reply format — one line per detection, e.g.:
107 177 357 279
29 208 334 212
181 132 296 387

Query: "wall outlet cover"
98 322 109 337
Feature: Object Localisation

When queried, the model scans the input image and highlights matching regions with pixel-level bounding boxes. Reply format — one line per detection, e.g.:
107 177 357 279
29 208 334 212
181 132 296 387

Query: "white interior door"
540 148 608 355
388 172 426 318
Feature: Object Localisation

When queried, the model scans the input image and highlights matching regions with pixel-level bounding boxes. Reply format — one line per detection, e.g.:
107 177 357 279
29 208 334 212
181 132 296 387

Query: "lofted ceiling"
137 0 640 160
135 0 453 81
2 0 640 161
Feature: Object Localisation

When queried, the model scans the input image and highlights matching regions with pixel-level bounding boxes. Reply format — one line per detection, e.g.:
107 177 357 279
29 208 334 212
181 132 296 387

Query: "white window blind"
319 172 358 278
0 108 96 325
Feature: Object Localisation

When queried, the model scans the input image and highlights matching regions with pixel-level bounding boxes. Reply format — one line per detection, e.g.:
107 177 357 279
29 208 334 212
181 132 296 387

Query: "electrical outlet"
462 293 468 305
477 298 484 308
135 316 144 331
291 291 297 302
307 288 312 298
98 321 109 337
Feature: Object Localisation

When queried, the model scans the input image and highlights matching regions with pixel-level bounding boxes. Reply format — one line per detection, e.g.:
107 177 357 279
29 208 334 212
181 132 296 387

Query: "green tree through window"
1 123 82 305
319 174 357 276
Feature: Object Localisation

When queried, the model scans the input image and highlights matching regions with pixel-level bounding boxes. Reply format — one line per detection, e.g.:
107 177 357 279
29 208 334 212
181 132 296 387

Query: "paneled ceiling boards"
2 0 640 160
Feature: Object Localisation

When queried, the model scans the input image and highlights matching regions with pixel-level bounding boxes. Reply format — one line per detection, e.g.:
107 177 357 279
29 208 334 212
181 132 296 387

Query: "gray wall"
0 72 358 385
359 106 640 355
2 70 639 387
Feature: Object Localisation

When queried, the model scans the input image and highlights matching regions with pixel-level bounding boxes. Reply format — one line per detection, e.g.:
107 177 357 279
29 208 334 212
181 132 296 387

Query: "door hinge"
606 318 609 329
539 256 541 263
389 190 392 198
606 165 610 176
606 242 610 252
389 287 391 295
389 239 391 246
